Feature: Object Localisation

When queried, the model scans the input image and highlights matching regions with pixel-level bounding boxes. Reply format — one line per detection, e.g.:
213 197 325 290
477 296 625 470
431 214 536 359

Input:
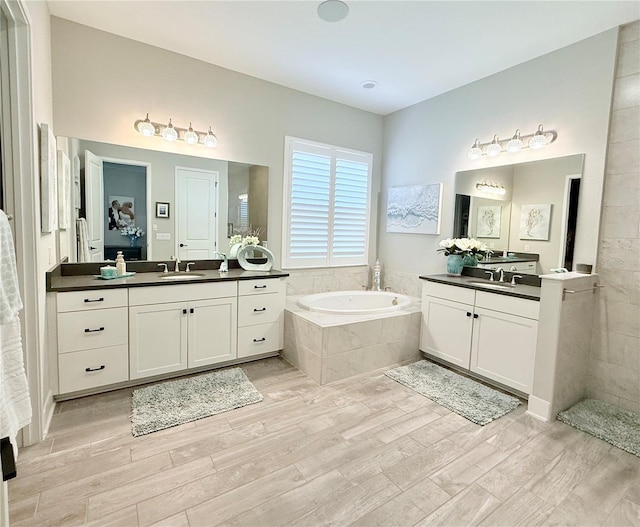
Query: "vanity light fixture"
467 124 557 160
133 115 218 148
476 181 506 195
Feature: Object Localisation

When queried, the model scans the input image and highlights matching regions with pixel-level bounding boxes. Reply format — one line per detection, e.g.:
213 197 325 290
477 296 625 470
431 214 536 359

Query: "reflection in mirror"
59 137 268 262
454 154 584 275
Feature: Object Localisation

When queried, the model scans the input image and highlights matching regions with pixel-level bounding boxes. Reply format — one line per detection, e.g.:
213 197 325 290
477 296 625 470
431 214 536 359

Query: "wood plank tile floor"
8 357 640 526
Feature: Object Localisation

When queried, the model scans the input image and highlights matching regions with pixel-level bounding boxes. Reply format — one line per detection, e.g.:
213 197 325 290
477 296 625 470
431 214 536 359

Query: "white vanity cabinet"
56 289 129 393
237 278 285 358
128 282 237 380
420 281 540 394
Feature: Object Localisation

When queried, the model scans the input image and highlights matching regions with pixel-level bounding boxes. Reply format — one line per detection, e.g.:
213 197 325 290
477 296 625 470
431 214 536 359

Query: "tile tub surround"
283 296 421 384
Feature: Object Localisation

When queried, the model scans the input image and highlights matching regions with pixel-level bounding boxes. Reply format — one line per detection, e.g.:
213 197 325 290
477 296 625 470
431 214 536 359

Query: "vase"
462 254 478 267
229 242 243 258
128 235 138 247
446 254 464 276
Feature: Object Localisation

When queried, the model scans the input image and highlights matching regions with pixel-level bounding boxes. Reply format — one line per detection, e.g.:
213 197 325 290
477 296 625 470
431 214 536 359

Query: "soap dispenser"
115 251 127 276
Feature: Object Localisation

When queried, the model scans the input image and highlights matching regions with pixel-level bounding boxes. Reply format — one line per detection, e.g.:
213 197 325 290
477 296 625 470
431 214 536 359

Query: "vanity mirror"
454 154 584 275
59 137 268 262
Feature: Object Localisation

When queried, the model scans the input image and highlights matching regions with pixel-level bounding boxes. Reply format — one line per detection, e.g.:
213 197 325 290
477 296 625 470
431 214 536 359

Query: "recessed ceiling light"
361 80 378 89
317 0 349 22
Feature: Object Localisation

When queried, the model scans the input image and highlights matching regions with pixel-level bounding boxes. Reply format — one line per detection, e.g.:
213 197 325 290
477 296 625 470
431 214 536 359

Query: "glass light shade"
468 139 483 160
529 125 548 149
486 136 501 157
162 119 178 142
506 129 522 153
184 123 199 145
203 127 218 148
136 114 155 137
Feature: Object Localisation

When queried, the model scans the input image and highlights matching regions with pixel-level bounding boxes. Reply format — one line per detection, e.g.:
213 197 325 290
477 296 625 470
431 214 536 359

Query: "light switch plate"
156 233 171 241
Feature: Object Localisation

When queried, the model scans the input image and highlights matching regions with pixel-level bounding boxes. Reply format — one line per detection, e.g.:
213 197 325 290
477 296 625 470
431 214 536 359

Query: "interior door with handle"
175 166 219 260
84 150 104 261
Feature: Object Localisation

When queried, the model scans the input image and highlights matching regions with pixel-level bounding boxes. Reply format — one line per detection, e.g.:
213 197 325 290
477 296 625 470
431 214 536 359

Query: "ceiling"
46 0 640 115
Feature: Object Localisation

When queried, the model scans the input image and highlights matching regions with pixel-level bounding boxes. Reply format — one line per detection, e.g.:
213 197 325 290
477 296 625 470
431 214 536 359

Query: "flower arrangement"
120 225 144 238
229 227 261 248
437 237 489 258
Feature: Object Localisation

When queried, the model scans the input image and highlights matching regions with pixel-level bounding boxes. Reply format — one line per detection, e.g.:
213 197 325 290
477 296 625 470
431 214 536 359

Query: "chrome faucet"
171 255 181 272
495 267 505 283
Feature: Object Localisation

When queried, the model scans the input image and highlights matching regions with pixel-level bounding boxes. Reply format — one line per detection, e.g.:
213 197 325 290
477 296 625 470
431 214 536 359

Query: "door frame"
0 0 44 446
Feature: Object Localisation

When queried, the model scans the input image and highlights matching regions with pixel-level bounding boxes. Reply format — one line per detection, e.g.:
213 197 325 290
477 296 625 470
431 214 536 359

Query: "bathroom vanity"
47 263 287 399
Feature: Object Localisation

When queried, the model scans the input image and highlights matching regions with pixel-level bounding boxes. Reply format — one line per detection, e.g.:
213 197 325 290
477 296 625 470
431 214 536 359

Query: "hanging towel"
0 210 31 447
76 217 91 262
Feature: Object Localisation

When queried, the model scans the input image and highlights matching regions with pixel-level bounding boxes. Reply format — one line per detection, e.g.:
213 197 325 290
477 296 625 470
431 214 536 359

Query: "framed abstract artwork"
40 123 58 233
57 150 71 229
519 204 552 240
476 205 501 238
386 183 443 235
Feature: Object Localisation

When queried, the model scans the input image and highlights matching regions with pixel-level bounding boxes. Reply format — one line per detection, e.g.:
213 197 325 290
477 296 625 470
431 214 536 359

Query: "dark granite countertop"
419 270 541 301
47 259 289 292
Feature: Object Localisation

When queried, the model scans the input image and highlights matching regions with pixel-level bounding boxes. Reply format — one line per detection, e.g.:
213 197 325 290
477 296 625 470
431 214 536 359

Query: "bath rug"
557 399 640 457
385 360 521 425
131 368 263 436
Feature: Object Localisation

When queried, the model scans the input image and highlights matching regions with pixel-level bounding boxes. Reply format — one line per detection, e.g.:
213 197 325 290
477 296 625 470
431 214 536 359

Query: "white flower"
437 237 489 257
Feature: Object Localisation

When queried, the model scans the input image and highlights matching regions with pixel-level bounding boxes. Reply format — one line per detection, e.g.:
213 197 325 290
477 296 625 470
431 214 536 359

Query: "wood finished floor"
8 357 640 527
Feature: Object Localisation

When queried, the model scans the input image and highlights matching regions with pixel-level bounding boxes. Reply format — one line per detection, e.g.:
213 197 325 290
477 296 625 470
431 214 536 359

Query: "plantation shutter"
283 137 372 268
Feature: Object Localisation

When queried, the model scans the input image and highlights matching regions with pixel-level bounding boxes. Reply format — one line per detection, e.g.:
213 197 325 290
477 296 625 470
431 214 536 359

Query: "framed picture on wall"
156 202 170 218
519 203 552 240
57 150 71 230
40 123 58 233
386 183 442 234
108 195 135 230
476 205 501 238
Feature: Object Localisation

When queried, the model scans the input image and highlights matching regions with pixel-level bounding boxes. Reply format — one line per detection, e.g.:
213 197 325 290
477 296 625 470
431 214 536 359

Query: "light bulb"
506 129 522 153
529 124 548 149
203 127 218 148
468 139 483 160
184 123 199 145
486 135 501 157
162 119 178 142
136 113 155 137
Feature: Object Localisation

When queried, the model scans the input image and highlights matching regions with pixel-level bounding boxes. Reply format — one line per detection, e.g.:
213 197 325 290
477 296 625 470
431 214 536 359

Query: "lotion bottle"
115 251 127 276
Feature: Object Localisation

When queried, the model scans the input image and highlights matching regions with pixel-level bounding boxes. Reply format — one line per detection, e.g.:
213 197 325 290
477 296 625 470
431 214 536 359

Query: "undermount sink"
466 280 515 290
159 272 205 281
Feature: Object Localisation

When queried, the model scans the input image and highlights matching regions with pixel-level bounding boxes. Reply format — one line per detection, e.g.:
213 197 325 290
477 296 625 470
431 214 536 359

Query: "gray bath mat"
385 360 521 425
557 399 640 457
131 368 263 436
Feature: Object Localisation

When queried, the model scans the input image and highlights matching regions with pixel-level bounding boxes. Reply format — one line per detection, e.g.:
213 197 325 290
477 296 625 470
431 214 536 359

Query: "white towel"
0 210 31 446
0 211 22 325
76 217 91 262
0 318 32 445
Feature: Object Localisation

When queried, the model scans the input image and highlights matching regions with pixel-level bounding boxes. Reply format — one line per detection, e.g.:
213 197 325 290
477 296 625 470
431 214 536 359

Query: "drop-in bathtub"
284 291 421 384
297 290 413 315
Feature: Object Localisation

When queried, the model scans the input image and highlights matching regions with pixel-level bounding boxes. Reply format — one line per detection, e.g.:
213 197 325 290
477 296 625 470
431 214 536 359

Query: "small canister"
100 265 117 278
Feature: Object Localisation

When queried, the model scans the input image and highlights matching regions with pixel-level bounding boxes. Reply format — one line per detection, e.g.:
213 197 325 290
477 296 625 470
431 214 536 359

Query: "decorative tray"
93 272 136 280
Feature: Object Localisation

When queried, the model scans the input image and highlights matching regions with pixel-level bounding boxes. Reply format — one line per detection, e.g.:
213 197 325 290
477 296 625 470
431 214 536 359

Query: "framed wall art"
57 150 71 229
155 202 170 218
476 205 501 238
40 123 58 233
519 203 552 240
386 183 443 235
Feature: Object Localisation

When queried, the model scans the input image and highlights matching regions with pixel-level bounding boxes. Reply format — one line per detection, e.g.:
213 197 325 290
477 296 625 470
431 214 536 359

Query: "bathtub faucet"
373 259 382 291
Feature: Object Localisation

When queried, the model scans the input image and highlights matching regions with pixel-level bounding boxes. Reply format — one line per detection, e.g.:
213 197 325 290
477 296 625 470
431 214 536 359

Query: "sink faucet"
495 267 505 283
171 255 181 272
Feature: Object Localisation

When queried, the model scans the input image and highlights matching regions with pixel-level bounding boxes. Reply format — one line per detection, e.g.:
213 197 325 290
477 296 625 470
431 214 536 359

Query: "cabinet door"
129 302 188 379
188 297 237 368
470 307 538 394
420 295 474 368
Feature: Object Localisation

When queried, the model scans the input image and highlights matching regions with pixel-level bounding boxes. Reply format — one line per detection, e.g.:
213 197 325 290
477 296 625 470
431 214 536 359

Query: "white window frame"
282 136 372 269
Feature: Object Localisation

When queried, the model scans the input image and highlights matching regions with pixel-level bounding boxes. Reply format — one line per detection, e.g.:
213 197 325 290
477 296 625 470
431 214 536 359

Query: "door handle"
89 246 97 250
179 243 188 247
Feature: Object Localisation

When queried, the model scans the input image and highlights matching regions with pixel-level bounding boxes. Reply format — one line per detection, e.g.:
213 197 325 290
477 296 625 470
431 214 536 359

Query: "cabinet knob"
466 312 472 317
190 308 194 314
182 308 187 314
473 314 479 319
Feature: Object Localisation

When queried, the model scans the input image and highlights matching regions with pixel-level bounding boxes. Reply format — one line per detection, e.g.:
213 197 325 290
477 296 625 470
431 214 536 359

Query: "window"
283 136 372 268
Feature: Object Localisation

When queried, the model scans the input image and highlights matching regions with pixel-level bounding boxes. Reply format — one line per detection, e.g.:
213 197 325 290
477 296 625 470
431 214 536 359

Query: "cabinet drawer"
238 293 284 327
475 291 540 320
58 345 129 393
238 322 283 358
129 281 237 306
422 281 475 305
238 278 285 296
57 289 128 313
58 307 128 353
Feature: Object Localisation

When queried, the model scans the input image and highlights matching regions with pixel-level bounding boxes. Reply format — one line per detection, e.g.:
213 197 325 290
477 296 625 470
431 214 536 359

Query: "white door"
176 167 218 260
84 150 104 261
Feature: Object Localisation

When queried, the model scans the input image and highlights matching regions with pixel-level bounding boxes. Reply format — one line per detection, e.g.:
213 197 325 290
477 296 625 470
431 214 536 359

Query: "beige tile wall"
588 21 640 413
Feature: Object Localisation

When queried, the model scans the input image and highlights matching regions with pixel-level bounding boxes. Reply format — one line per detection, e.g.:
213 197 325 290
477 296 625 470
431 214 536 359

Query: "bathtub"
297 290 413 315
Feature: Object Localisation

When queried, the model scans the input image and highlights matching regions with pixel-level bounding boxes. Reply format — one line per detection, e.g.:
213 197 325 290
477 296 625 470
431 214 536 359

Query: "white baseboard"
526 395 553 422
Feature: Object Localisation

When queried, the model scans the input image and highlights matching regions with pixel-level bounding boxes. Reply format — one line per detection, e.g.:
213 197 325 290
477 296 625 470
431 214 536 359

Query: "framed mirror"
59 137 268 262
454 154 584 275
